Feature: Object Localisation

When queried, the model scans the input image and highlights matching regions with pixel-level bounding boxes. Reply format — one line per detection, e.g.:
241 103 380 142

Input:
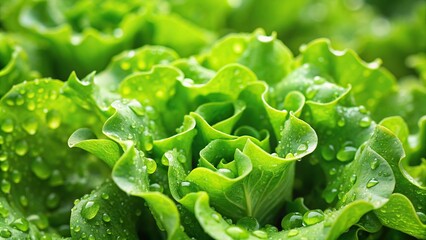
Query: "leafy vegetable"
0 1 425 240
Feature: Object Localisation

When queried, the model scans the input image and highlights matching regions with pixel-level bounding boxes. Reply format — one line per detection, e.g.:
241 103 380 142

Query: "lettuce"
0 2 425 240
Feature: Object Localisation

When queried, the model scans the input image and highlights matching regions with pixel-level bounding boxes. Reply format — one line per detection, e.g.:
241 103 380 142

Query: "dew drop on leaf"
225 226 249 239
370 158 379 170
46 110 61 129
145 158 157 174
303 209 325 226
237 216 259 231
1 179 11 193
350 174 357 185
11 169 22 183
1 119 14 133
1 161 9 172
46 193 60 209
0 228 12 238
149 183 164 192
336 145 357 162
73 225 81 233
0 151 7 161
22 117 38 135
15 140 28 156
101 192 109 200
217 168 235 178
359 116 372 128
287 229 299 237
321 145 336 161
102 213 111 223
252 230 268 239
416 212 426 223
31 157 51 179
281 212 303 230
366 178 379 188
211 212 221 222
142 135 153 152
19 195 28 207
11 217 29 232
296 143 308 154
81 201 100 220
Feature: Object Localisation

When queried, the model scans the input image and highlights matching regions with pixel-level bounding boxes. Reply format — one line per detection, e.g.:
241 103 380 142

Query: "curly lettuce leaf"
0 79 109 237
18 0 146 78
205 29 293 84
0 33 38 97
70 180 143 239
297 39 397 111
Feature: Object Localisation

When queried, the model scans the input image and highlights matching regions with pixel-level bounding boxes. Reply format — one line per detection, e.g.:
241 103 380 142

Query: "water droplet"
1 119 14 133
366 178 379 188
303 209 324 226
15 140 28 156
1 179 11 193
305 88 318 99
46 110 61 129
337 117 346 127
0 203 9 218
321 145 335 161
252 230 268 239
149 183 164 192
88 235 95 240
22 117 38 135
237 216 259 231
101 193 109 200
81 201 100 220
0 228 11 238
225 226 249 239
26 101 36 111
31 157 51 179
46 193 60 209
329 168 337 175
217 168 235 178
416 212 426 223
102 213 111 222
313 76 325 84
1 161 9 172
142 135 153 152
145 158 157 174
177 153 186 163
359 106 368 114
49 170 64 187
287 229 299 237
27 214 49 230
161 152 172 166
0 151 7 162
120 62 131 70
20 195 28 207
350 174 357 185
73 225 81 232
211 212 221 222
285 152 295 158
11 217 29 232
359 116 371 128
336 145 357 162
11 170 21 183
179 181 196 196
296 143 308 154
370 158 379 170
281 212 303 230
